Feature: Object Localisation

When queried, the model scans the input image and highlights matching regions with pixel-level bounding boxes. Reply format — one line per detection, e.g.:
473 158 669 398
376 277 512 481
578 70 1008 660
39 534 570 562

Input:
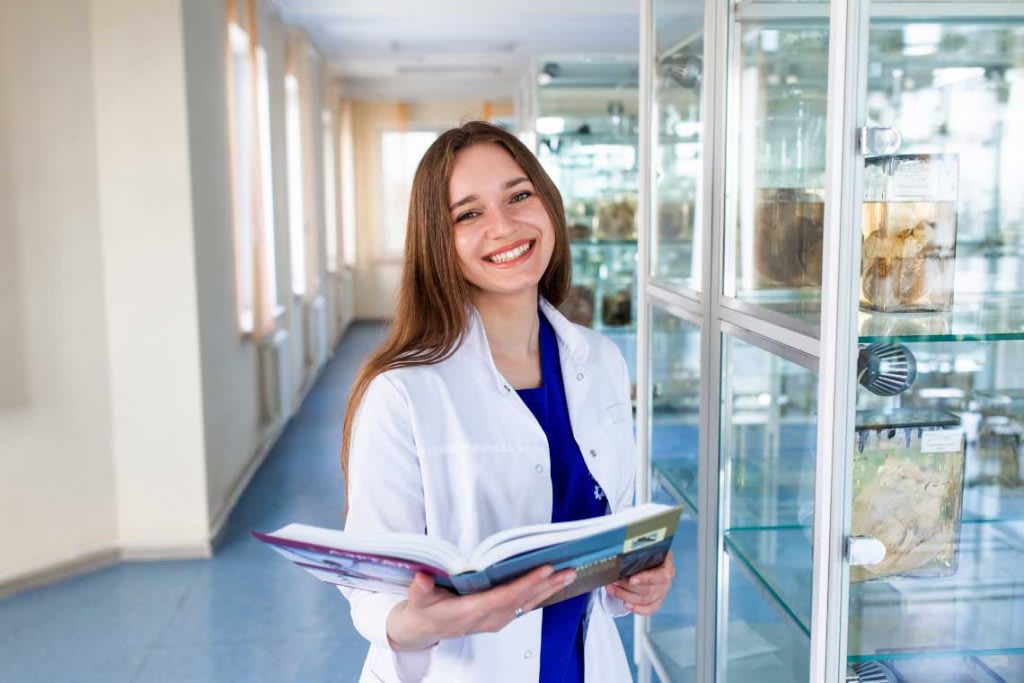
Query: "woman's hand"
605 551 675 616
386 564 577 651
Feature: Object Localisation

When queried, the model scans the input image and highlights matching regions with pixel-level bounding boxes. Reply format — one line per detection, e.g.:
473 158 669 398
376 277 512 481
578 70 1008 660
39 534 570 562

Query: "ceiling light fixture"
537 62 561 86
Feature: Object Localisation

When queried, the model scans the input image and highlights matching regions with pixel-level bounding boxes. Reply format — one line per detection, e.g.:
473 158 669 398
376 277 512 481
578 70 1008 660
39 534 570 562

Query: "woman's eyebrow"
449 176 530 211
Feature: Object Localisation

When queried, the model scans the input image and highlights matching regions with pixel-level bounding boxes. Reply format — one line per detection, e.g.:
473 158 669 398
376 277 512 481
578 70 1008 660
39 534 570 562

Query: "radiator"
303 294 328 370
334 268 355 333
257 328 291 428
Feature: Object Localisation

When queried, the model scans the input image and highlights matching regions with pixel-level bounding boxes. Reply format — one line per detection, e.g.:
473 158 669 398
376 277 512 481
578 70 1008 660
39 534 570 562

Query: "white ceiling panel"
271 0 644 101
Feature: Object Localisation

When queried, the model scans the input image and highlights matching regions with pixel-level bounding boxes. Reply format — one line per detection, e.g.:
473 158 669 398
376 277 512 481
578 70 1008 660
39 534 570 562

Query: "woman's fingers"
519 568 577 613
456 565 575 633
607 582 660 606
607 553 676 614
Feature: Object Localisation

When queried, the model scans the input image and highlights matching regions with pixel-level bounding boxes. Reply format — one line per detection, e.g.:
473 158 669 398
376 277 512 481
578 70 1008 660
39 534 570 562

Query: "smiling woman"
337 120 672 683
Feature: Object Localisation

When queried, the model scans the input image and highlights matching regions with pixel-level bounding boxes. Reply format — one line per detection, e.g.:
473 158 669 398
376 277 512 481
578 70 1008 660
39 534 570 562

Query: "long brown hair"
340 120 571 497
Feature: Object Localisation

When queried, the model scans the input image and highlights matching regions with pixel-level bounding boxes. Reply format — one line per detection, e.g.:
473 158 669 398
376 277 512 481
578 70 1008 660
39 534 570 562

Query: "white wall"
180 0 263 534
91 0 211 553
0 0 119 583
1 0 339 588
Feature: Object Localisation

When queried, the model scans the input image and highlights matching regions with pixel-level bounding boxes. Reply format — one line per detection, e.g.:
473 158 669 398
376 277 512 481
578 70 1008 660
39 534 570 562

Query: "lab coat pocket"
604 401 632 425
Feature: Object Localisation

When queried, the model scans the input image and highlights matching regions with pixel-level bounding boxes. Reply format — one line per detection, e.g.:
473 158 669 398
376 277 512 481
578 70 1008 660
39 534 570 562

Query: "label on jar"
920 429 963 453
887 156 958 201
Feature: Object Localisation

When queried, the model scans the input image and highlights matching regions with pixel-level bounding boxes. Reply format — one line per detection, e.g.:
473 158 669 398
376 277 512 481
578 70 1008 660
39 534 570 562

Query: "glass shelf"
656 446 1024 530
654 457 699 516
649 622 803 683
570 238 638 246
724 520 1024 662
712 291 1024 344
858 294 1024 344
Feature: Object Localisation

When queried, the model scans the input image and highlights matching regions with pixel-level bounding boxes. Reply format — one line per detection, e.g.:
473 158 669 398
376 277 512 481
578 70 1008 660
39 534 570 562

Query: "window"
339 100 357 268
285 73 305 297
228 23 254 333
379 130 437 256
322 110 338 273
256 46 279 313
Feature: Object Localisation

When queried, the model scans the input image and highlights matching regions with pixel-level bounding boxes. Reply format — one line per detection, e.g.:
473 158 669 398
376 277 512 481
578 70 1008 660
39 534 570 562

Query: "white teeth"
487 241 532 264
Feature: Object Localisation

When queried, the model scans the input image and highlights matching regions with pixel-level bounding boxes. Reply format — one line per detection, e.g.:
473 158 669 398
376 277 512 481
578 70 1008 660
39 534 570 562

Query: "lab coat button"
524 650 533 659
589 449 597 458
576 372 584 381
504 384 511 392
535 464 544 473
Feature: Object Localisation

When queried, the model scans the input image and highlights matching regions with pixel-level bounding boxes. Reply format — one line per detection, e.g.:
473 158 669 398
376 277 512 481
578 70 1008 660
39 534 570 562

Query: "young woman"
339 121 673 683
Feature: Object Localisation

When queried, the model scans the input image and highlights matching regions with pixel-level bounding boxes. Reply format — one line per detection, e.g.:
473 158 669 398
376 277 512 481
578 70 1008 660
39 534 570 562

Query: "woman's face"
448 143 555 299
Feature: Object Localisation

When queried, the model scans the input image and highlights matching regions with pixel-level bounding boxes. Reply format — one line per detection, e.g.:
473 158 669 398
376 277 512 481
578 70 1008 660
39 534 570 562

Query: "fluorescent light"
395 65 501 75
390 40 517 54
536 117 565 135
932 67 985 88
903 23 941 56
903 45 936 57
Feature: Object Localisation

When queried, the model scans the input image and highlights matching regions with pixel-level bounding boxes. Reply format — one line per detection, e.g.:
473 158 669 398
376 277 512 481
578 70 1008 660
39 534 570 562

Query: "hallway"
1 323 375 682
0 322 637 682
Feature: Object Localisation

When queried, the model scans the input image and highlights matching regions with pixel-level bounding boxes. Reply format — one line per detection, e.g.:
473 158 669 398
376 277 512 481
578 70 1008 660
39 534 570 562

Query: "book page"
258 525 467 575
468 503 675 569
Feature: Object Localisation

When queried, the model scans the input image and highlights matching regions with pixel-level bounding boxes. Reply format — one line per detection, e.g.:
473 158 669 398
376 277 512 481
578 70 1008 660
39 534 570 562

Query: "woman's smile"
484 239 536 267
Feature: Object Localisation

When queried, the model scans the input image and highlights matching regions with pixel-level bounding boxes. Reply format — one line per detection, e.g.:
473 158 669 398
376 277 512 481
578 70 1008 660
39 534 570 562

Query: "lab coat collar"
465 296 590 392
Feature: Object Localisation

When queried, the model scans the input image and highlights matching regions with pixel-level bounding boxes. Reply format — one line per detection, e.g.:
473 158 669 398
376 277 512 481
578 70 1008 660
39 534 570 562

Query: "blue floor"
0 322 639 682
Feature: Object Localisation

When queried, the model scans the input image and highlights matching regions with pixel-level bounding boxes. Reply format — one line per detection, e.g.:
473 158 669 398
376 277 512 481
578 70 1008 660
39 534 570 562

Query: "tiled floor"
0 322 639 682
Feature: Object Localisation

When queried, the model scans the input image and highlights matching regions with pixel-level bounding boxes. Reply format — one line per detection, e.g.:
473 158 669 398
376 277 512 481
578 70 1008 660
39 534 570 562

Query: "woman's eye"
456 211 479 222
511 191 532 202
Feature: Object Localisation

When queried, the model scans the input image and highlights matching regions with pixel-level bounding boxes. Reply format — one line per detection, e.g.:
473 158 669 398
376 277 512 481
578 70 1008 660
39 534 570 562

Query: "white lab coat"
340 297 636 683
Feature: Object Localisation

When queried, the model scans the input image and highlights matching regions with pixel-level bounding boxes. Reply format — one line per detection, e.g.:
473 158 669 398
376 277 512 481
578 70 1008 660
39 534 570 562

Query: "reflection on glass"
726 24 829 325
652 28 703 291
719 334 818 682
537 56 640 383
650 308 701 508
866 23 1024 297
847 19 1024 679
848 339 1024 677
647 307 700 680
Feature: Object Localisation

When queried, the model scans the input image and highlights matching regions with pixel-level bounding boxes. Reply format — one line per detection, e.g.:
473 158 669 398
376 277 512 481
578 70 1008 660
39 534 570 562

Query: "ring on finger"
515 607 525 619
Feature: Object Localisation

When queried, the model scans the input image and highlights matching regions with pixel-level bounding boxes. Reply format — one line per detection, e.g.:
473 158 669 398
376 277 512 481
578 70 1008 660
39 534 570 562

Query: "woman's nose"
485 204 519 239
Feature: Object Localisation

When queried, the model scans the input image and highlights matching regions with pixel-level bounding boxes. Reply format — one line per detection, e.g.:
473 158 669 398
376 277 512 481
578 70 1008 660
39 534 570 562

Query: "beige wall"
0 0 119 582
0 0 339 587
181 0 263 531
351 100 514 319
91 0 211 553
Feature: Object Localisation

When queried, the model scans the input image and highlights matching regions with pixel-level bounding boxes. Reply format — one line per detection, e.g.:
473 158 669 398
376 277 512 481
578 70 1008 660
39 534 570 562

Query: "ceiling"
272 0 648 101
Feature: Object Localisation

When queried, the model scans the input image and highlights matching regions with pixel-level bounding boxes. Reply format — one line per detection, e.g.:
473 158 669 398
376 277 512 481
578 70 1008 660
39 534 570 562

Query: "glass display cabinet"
632 0 1024 681
532 56 642 381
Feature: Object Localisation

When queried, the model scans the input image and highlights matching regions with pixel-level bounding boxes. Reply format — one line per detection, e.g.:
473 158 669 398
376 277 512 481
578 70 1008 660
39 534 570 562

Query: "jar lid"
855 408 961 431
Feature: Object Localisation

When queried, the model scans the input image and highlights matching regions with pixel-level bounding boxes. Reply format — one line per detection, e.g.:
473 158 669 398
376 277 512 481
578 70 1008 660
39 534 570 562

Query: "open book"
253 503 683 608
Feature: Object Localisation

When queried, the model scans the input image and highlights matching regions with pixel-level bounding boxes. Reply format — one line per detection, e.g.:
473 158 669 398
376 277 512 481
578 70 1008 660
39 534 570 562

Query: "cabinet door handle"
847 536 887 567
858 126 902 156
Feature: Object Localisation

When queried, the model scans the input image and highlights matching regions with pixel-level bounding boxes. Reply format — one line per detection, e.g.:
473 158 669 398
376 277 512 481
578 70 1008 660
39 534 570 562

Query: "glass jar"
753 74 827 289
600 246 635 327
593 192 638 241
560 247 599 327
973 389 1024 489
565 198 594 241
851 409 966 582
860 154 959 312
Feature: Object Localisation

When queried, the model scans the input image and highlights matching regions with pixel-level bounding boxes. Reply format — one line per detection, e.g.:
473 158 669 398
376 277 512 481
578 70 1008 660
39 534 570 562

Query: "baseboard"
1 323 355 600
206 344 324 550
206 416 286 551
0 547 120 600
118 543 212 561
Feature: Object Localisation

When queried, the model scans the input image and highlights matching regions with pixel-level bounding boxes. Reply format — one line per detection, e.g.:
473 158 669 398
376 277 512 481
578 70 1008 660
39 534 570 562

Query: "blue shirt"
516 312 608 683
